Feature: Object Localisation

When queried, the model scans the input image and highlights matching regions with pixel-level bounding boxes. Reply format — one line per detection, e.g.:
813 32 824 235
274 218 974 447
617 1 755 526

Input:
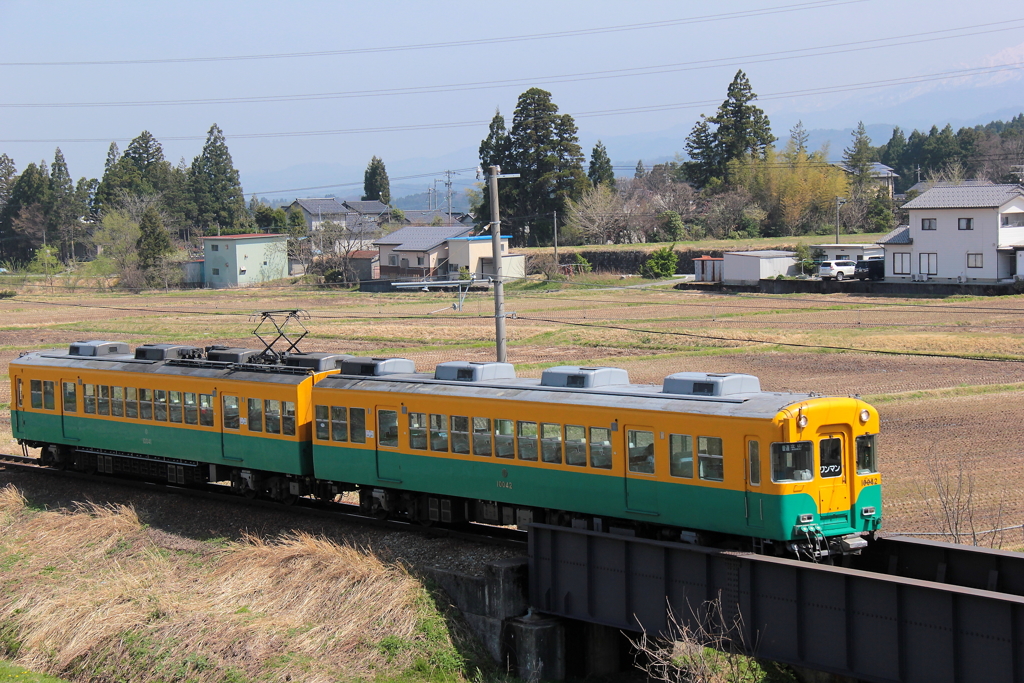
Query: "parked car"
855 258 885 281
818 260 857 281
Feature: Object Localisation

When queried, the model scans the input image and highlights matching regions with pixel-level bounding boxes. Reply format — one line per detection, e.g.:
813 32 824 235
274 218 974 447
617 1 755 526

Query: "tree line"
481 74 1024 247
0 123 398 287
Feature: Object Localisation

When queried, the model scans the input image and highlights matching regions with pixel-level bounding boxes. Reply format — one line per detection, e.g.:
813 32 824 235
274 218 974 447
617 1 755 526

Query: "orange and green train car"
10 341 344 501
311 361 881 559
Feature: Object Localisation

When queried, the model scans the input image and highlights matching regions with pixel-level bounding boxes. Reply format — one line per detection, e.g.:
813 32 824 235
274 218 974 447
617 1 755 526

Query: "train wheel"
279 493 298 506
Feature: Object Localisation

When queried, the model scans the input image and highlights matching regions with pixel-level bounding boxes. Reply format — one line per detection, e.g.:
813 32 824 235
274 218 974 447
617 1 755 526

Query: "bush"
566 252 592 274
642 244 678 279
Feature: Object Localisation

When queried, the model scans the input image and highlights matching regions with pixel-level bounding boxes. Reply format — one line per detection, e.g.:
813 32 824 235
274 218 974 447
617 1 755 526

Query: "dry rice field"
2 281 1023 543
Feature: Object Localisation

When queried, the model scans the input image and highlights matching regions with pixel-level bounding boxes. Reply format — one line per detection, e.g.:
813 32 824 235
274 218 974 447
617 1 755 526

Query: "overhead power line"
0 0 863 67
3 18 1022 109
3 61 1021 146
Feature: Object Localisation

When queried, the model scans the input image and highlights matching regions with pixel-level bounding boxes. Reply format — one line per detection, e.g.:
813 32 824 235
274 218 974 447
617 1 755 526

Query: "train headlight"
861 507 876 517
797 414 808 428
859 409 870 424
798 513 814 524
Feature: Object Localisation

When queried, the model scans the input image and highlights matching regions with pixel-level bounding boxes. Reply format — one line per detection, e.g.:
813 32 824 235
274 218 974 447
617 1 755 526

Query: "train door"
744 436 764 529
375 405 402 483
221 392 246 465
60 378 82 443
816 426 852 519
624 425 659 514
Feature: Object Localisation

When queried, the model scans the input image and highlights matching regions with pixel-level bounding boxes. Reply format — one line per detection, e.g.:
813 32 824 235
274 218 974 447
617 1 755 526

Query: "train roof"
11 350 320 386
314 373 817 420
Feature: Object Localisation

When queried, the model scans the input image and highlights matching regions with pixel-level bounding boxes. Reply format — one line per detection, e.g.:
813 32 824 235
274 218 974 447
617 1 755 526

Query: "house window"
919 252 938 275
212 268 220 275
1002 214 1024 227
958 218 973 231
263 261 268 266
388 254 398 266
416 256 424 266
921 218 936 231
892 253 911 275
211 244 219 251
836 254 849 260
967 253 983 268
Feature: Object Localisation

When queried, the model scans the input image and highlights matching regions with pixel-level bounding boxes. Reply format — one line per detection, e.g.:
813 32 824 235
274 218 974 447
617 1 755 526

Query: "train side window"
541 423 563 464
43 381 55 410
856 434 877 475
315 405 330 440
819 438 842 478
748 440 761 486
199 394 214 427
378 410 399 447
139 389 154 420
408 412 427 449
62 382 77 413
770 442 813 482
670 434 693 478
154 390 168 421
589 427 612 469
111 387 124 417
451 416 470 454
243 398 260 432
698 436 723 481
495 419 515 458
16 378 23 408
350 408 366 443
565 425 586 466
83 384 96 414
264 399 281 434
98 385 110 415
30 379 42 409
473 417 492 456
517 421 538 461
628 430 655 474
223 395 239 429
168 391 183 423
183 392 198 425
331 406 348 442
125 388 138 418
430 414 449 452
282 401 296 436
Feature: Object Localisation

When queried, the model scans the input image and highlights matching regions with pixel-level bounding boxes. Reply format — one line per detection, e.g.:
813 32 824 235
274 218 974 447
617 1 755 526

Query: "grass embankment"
0 486 480 683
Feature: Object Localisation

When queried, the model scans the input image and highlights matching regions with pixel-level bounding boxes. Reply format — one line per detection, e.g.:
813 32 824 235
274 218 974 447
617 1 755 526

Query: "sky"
2 0 1023 200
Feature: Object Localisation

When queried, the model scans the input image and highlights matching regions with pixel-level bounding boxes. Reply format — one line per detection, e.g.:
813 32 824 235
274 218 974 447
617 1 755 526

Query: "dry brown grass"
0 485 466 682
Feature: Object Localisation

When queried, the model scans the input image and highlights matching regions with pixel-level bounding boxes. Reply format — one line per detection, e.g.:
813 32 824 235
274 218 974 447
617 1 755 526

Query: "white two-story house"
881 184 1024 282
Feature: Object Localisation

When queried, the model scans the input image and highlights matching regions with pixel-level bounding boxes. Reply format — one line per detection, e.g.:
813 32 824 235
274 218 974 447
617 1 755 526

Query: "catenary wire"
4 61 1021 146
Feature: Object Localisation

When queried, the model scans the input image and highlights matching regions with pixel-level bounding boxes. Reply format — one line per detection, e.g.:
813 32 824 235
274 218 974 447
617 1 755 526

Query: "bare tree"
563 183 624 245
631 596 765 683
922 453 978 545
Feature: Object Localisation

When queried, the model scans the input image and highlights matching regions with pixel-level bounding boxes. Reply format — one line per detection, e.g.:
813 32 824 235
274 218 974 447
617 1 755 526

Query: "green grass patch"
864 382 1024 405
0 659 69 682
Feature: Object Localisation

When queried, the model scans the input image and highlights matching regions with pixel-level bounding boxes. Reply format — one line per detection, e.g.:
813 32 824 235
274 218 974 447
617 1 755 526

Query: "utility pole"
835 196 846 245
552 210 558 271
487 165 519 363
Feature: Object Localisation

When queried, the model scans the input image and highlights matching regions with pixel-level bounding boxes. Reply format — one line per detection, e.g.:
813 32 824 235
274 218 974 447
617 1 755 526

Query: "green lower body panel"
313 445 883 541
13 410 312 476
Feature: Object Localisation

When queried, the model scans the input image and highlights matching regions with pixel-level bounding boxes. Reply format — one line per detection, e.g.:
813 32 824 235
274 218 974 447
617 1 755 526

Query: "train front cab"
768 397 882 557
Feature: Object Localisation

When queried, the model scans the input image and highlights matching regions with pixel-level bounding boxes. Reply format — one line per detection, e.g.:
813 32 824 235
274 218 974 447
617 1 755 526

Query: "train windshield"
856 434 878 474
771 441 813 482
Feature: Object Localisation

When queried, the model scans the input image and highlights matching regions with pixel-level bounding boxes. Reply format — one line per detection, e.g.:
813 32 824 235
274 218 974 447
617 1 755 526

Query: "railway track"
0 454 528 550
